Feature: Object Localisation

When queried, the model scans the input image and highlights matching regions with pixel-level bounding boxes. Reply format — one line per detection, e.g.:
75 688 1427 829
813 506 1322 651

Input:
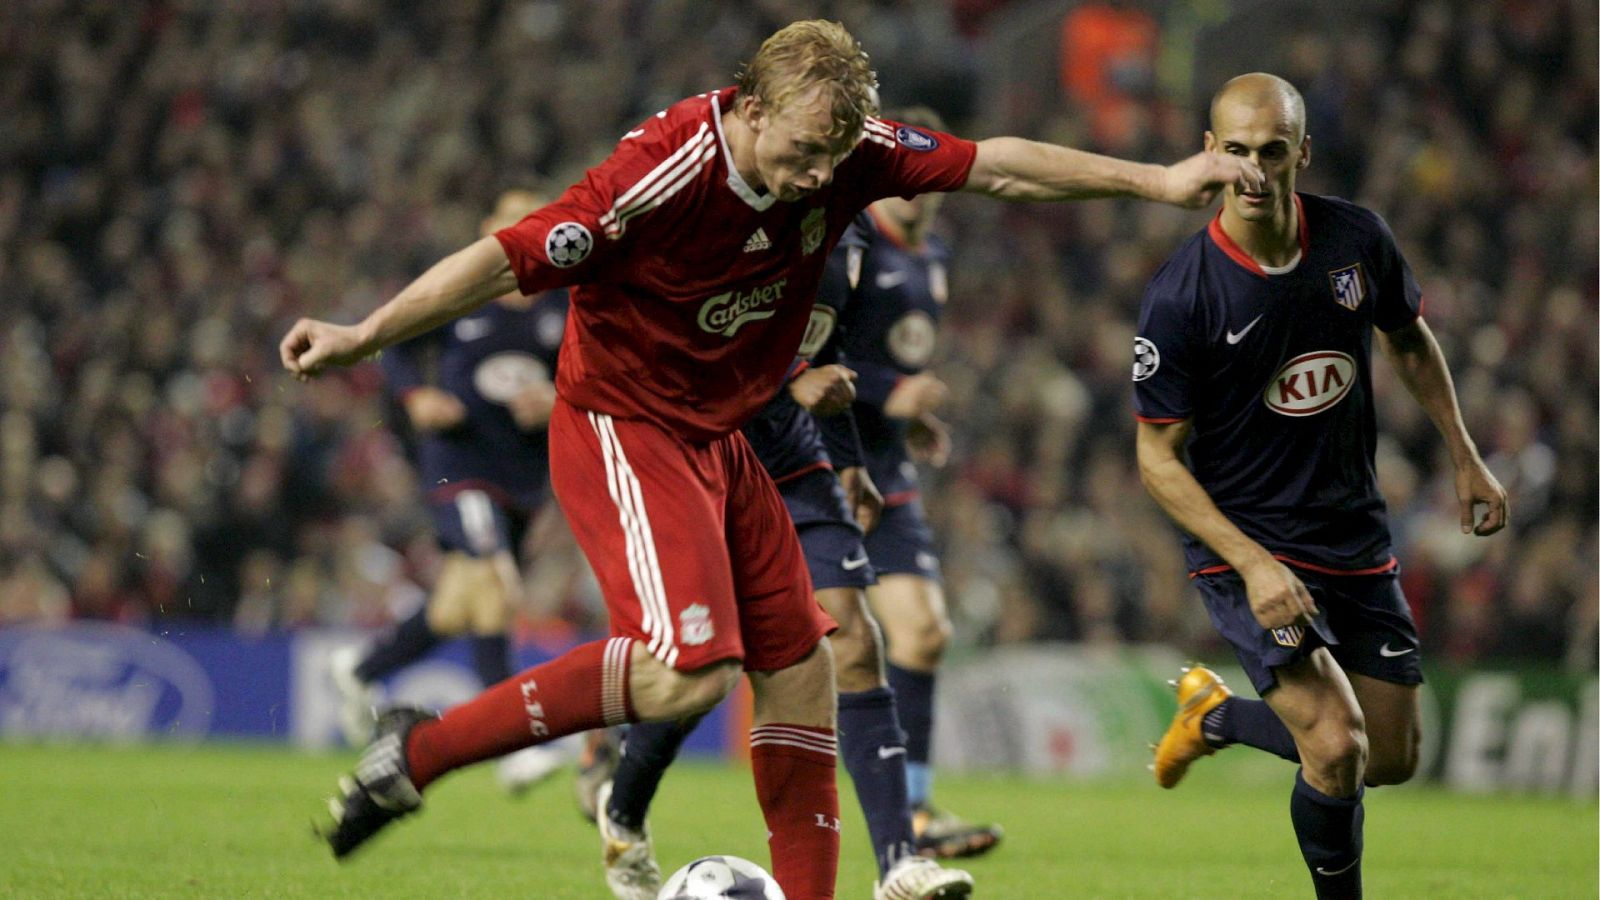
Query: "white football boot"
596 780 663 900
874 855 975 900
328 644 380 746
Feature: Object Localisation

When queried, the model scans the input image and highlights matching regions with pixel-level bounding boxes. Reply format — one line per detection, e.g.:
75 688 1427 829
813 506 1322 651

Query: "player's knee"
665 659 743 717
1365 737 1420 786
1301 720 1369 792
831 617 885 693
902 614 950 666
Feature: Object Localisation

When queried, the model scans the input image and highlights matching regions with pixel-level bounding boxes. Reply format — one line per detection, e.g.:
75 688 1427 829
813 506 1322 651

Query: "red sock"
750 724 840 900
405 637 634 790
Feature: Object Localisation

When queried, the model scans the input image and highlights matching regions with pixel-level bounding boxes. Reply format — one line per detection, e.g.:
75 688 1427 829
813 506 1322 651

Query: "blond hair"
736 20 879 149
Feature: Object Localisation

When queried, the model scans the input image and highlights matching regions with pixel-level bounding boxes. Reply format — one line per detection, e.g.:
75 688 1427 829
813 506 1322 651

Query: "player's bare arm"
788 364 858 417
838 465 883 534
280 236 518 379
1136 419 1319 629
962 138 1265 208
906 412 951 468
883 372 948 419
402 386 468 432
1376 319 1508 535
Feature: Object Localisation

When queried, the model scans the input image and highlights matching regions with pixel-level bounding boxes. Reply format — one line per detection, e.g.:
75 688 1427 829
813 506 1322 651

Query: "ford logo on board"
0 623 216 740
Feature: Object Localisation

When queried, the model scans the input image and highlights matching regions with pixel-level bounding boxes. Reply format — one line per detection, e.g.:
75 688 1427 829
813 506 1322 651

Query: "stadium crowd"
1 0 1593 671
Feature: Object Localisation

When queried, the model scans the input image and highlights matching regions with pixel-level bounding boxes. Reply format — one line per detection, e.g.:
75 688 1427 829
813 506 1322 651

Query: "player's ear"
741 94 766 132
1297 134 1312 170
1203 131 1217 153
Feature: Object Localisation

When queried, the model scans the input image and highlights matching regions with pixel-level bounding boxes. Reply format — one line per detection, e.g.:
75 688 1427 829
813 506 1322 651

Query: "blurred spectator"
0 1 1591 670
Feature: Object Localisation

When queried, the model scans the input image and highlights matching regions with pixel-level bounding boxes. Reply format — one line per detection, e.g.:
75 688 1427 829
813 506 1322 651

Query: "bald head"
1210 73 1306 144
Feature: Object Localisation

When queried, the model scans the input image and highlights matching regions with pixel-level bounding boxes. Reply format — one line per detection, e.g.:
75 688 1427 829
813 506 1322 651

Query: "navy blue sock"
470 633 512 688
887 664 935 807
354 608 441 682
607 716 701 832
1290 769 1364 900
838 687 916 875
1204 697 1301 762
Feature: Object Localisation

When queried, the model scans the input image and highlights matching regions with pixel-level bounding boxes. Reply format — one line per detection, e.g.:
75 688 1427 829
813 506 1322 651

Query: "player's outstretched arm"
962 138 1264 208
1377 319 1509 535
280 236 518 379
1136 419 1318 629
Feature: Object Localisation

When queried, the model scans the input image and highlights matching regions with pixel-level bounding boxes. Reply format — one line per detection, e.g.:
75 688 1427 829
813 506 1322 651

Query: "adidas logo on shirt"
743 227 771 252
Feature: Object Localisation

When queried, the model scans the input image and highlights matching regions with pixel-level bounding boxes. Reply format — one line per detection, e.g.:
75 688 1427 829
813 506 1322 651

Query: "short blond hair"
736 20 879 149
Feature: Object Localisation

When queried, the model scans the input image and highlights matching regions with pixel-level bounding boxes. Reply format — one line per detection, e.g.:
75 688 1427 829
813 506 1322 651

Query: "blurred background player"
589 304 974 898
822 107 1001 859
1134 74 1507 899
327 189 572 793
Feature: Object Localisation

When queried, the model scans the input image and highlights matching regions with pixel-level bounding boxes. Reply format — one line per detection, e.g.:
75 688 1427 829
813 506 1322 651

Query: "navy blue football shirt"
816 209 951 505
1133 193 1422 575
382 292 568 508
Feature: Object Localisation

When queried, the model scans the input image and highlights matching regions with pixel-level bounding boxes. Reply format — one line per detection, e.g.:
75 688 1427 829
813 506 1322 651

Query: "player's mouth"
1239 189 1273 207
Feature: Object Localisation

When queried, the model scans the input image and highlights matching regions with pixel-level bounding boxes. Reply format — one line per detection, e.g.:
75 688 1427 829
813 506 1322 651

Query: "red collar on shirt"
1206 192 1310 278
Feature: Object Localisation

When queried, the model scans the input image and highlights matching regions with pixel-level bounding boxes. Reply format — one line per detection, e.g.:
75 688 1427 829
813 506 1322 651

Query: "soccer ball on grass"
657 855 786 899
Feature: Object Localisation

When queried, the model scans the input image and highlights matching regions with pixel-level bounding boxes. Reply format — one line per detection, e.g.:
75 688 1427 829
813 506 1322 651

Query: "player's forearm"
1138 449 1275 574
357 237 519 352
966 137 1164 202
1381 323 1480 466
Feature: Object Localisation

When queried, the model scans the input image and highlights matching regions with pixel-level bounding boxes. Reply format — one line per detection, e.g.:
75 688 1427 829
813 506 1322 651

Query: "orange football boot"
1152 664 1233 789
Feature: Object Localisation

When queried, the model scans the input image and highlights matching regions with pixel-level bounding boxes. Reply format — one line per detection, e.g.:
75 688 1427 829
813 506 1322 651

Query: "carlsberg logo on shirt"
697 279 787 337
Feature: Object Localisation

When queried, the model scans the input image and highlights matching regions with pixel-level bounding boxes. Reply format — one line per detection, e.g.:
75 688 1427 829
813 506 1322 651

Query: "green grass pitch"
1 742 1592 898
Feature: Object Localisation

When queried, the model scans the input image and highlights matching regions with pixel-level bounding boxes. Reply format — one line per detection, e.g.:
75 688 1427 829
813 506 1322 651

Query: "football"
657 855 787 899
545 221 593 267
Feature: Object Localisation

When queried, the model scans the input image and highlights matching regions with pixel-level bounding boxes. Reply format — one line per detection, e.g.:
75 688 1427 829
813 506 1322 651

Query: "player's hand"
906 412 951 468
1158 152 1265 209
403 387 468 432
508 381 558 430
838 466 883 534
279 318 374 380
883 373 948 419
1456 456 1509 536
789 364 858 416
1240 557 1318 630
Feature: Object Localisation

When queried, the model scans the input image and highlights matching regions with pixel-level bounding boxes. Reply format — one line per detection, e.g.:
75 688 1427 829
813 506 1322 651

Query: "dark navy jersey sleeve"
1368 211 1424 333
1132 250 1204 423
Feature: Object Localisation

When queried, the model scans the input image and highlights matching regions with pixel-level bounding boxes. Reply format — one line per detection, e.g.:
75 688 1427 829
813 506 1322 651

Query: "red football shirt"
494 88 977 442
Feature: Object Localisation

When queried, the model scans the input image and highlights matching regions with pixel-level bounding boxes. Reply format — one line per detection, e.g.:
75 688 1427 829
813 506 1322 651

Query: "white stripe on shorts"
588 411 678 668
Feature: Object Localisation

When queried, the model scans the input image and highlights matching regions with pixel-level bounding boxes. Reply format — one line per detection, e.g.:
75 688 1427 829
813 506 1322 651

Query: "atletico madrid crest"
1328 263 1366 311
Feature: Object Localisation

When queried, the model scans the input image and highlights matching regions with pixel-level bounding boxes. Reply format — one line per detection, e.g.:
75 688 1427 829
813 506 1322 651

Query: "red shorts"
549 398 835 672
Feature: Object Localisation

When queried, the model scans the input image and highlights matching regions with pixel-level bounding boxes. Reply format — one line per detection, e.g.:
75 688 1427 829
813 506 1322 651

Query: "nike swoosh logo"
877 746 906 759
1315 858 1361 877
1378 643 1415 658
622 128 645 139
841 554 870 571
1225 314 1264 345
875 270 908 289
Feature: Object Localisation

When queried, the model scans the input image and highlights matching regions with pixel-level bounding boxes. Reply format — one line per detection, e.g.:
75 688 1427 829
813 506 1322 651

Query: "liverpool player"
327 190 571 793
1134 74 1506 899
594 296 972 897
281 21 1260 898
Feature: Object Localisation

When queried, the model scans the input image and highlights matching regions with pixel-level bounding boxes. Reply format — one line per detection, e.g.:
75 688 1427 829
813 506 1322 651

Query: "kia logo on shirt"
1263 351 1356 416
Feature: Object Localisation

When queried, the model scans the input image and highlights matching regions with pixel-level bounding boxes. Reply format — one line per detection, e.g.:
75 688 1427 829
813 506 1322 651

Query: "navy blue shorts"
778 468 875 591
1195 568 1424 695
863 498 940 581
428 488 533 558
